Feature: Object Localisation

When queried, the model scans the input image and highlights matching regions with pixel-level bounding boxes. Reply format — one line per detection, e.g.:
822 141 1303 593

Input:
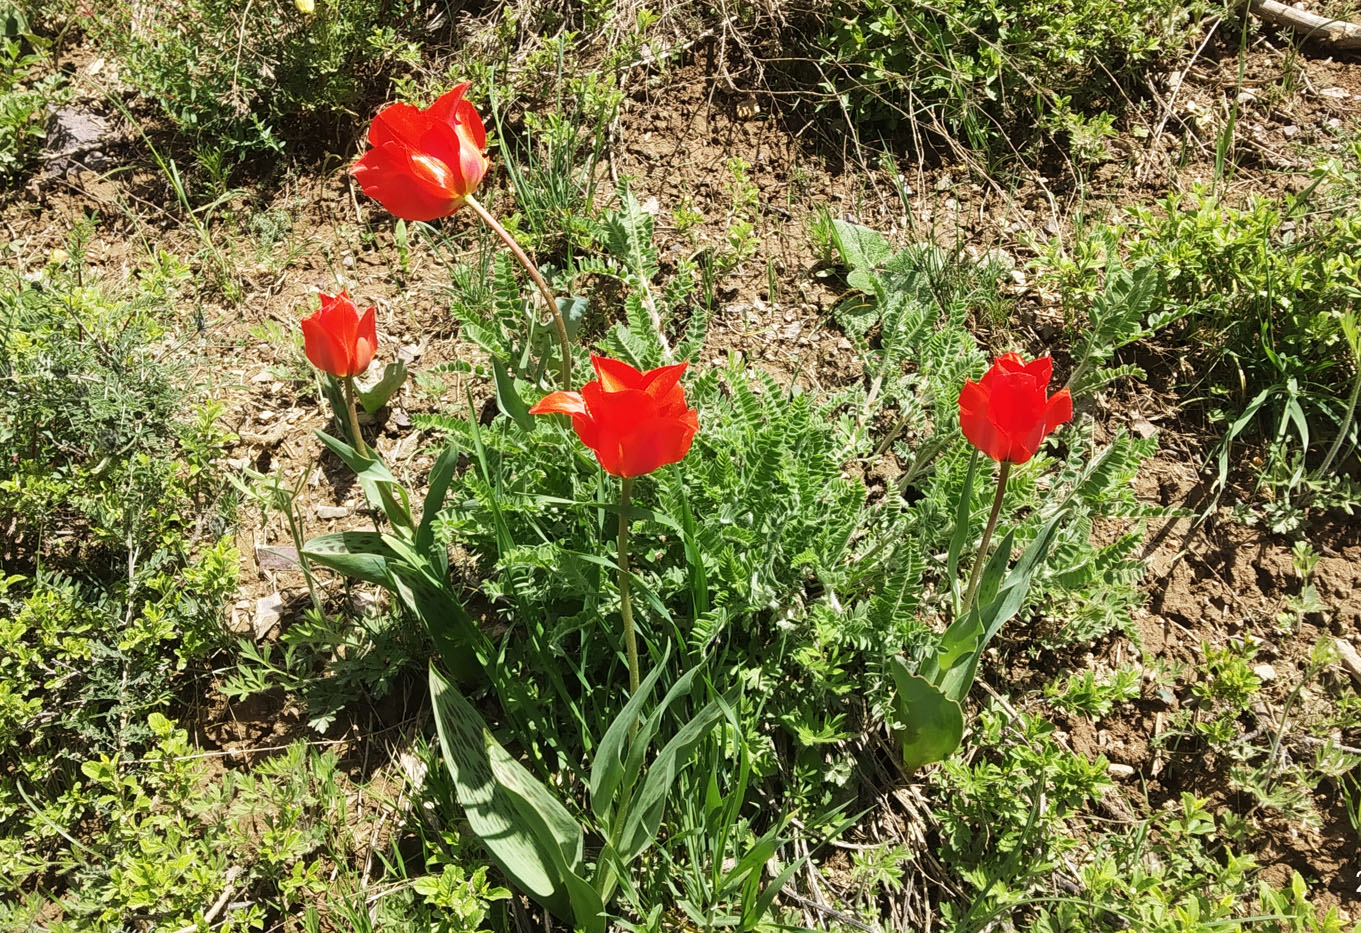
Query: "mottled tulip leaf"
355 360 407 413
889 658 964 772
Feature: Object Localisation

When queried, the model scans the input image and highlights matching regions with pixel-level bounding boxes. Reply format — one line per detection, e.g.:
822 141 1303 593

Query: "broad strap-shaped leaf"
937 511 1065 703
889 658 965 772
429 665 578 920
355 360 408 414
945 450 980 613
315 430 414 532
301 531 399 586
617 694 724 864
485 739 605 933
389 562 487 684
416 441 461 568
588 648 672 828
492 357 534 432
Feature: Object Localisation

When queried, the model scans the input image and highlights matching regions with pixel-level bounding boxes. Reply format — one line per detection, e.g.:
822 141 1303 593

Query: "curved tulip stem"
617 477 641 702
463 194 572 387
960 460 1010 620
343 376 369 458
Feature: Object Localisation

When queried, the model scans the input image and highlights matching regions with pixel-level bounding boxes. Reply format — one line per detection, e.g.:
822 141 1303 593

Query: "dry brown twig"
1248 0 1361 50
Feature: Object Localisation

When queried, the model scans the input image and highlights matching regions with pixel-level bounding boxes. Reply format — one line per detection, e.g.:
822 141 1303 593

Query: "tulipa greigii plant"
890 353 1074 772
530 355 700 696
350 82 574 386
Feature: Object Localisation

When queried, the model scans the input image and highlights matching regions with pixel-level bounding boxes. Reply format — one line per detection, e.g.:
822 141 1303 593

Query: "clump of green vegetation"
1035 144 1361 524
89 0 428 161
0 223 238 903
805 0 1206 161
0 8 68 185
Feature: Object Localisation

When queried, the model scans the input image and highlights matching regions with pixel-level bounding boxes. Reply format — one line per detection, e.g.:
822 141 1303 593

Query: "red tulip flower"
530 355 699 478
301 291 377 379
351 82 489 222
959 353 1072 464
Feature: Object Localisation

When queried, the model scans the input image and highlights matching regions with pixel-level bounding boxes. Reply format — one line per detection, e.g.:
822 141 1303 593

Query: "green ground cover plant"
804 0 1209 161
89 0 429 161
5 0 1361 926
0 226 240 911
1034 142 1361 525
0 6 67 184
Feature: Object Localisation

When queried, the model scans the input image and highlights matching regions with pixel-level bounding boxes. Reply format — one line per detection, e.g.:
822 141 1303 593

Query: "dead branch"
1249 0 1361 50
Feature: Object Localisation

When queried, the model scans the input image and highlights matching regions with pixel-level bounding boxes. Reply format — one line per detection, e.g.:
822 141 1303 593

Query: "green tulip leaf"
492 357 534 431
429 665 581 921
301 531 397 586
888 659 964 772
556 295 588 340
315 430 413 532
355 360 407 413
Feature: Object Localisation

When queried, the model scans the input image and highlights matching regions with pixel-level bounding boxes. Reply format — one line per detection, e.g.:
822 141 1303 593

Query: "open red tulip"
301 291 377 379
351 82 489 222
530 355 699 478
959 353 1072 464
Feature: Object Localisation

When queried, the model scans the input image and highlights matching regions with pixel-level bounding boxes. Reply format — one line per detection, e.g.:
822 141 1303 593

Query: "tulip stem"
959 460 1010 620
463 194 572 387
617 476 641 702
343 376 369 458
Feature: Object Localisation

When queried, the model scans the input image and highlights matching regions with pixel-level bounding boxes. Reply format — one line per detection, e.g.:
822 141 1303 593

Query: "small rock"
1335 638 1361 686
1319 86 1348 99
836 337 853 351
252 369 273 384
226 457 250 471
256 544 301 572
1282 125 1300 137
316 505 349 520
397 342 424 363
256 410 275 422
1107 763 1135 779
640 196 660 215
1132 418 1158 439
254 593 284 639
1252 663 1277 682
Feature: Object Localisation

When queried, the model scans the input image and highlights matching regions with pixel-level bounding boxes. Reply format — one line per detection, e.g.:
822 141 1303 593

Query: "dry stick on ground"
1249 0 1361 50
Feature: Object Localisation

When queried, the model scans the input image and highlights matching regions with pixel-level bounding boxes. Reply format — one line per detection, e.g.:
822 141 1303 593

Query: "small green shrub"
91 0 428 159
806 0 1205 160
0 17 68 184
1034 144 1361 517
0 230 238 901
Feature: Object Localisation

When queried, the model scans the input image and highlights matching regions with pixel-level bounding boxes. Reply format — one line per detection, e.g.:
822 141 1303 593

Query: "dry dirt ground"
9 22 1361 918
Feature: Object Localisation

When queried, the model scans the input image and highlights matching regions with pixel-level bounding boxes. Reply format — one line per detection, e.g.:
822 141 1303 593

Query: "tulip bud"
295 0 315 13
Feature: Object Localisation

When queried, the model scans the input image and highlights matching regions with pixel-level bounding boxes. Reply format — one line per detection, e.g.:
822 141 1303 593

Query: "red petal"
426 82 470 128
959 380 1007 463
369 101 432 150
530 391 588 416
352 147 457 221
617 415 698 477
986 370 1044 435
454 97 487 152
302 306 349 377
1022 355 1053 389
354 305 377 373
641 361 688 400
591 355 646 392
1044 388 1073 432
